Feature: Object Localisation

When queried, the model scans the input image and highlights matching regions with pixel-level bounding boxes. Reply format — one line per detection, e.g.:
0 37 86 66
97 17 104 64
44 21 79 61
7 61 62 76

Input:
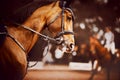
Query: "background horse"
0 0 75 80
89 36 120 80
90 37 112 80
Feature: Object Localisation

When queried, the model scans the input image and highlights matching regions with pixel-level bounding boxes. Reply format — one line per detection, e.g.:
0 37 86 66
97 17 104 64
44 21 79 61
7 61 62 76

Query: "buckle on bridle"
55 31 74 44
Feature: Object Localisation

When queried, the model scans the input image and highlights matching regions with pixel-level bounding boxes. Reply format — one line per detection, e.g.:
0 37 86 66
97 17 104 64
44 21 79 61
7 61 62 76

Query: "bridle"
48 1 74 44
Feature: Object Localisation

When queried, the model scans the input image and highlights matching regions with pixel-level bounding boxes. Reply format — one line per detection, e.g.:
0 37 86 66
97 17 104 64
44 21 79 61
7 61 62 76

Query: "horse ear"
59 0 74 8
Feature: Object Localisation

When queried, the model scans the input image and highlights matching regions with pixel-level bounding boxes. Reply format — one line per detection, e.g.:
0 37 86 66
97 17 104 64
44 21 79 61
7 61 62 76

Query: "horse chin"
66 45 75 53
55 47 73 59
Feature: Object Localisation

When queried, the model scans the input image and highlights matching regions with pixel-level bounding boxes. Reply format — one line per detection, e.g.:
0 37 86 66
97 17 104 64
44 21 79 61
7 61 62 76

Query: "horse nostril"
69 43 74 50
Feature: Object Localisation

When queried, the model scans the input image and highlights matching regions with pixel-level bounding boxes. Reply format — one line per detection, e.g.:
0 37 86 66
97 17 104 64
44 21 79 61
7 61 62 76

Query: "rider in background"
104 26 116 55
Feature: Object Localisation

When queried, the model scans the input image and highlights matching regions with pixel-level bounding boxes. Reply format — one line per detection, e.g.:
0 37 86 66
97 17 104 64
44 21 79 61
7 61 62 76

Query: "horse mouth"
66 48 74 53
65 45 75 53
58 42 75 53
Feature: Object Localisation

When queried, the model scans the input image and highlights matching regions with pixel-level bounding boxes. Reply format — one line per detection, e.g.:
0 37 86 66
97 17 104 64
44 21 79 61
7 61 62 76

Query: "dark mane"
13 0 58 23
1 0 58 23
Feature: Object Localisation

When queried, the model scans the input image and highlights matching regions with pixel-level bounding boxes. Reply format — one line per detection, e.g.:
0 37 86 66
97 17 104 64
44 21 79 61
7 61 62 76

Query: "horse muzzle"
61 42 75 53
66 43 75 53
54 31 75 53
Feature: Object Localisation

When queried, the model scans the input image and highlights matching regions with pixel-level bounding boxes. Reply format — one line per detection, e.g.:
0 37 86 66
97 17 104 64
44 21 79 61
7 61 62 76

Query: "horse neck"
7 1 60 53
7 20 44 53
94 40 107 55
22 1 60 52
7 11 46 53
23 23 43 52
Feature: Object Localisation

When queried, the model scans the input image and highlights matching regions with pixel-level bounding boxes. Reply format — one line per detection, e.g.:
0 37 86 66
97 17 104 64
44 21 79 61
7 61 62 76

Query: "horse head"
46 1 75 53
0 1 75 80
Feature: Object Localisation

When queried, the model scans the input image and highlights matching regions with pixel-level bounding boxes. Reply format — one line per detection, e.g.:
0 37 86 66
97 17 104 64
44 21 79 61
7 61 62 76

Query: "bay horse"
89 36 112 80
89 36 120 80
0 1 75 80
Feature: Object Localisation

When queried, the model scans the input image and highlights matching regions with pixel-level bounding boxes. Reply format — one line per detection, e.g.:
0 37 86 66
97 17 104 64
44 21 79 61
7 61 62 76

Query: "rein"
15 22 57 42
